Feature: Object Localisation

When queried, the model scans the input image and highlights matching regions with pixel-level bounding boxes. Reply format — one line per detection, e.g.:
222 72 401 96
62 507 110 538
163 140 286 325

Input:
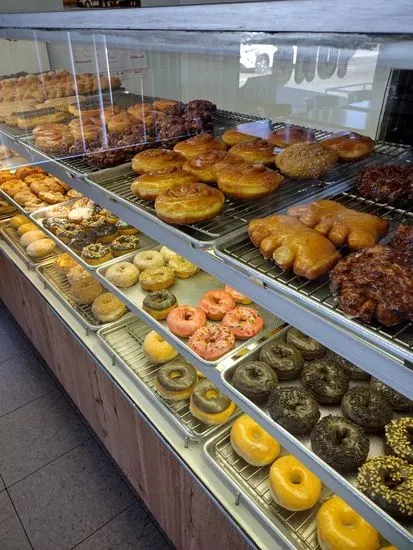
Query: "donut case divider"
217 325 413 544
97 316 241 443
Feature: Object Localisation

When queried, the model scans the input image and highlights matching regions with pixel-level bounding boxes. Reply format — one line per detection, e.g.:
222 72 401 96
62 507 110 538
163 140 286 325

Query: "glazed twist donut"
173 132 227 159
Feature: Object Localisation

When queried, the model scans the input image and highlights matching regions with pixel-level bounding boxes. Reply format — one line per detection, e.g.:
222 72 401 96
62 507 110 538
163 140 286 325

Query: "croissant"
287 200 389 250
248 214 341 279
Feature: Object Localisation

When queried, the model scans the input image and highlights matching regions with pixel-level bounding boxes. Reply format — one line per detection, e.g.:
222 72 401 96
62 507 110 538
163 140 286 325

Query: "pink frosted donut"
224 285 252 305
199 289 236 321
189 324 235 361
167 305 206 337
221 306 264 339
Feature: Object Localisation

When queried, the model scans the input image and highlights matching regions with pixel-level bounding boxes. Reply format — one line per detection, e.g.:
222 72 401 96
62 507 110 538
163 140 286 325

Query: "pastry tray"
216 192 413 363
218 325 413 545
36 259 133 333
97 316 240 443
0 218 60 268
30 200 156 272
0 185 75 217
96 245 283 368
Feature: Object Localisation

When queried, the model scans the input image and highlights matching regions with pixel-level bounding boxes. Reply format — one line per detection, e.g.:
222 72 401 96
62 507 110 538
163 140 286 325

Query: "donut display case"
0 3 412 550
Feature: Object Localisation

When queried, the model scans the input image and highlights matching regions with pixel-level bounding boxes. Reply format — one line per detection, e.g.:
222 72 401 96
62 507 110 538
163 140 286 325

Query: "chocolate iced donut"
332 354 370 380
370 378 413 412
341 387 392 432
268 387 320 435
142 290 177 320
55 223 82 244
385 418 413 464
155 360 197 401
259 340 304 380
231 361 277 404
42 217 68 234
191 379 231 414
311 415 369 473
68 232 96 253
94 222 118 242
301 360 349 404
357 456 413 519
286 327 326 360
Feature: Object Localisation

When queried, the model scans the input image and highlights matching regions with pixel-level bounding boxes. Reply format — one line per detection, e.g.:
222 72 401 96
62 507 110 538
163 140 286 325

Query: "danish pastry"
132 149 185 174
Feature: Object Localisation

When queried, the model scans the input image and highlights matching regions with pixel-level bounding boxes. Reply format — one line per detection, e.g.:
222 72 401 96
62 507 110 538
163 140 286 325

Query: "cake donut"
385 418 413 464
268 387 320 435
139 266 175 291
286 327 326 359
143 330 178 364
159 245 178 263
231 361 277 404
259 339 304 380
167 306 206 337
221 306 264 339
230 414 280 466
224 285 252 305
341 387 392 432
199 290 235 321
189 379 236 425
133 250 164 271
301 360 349 404
189 324 235 361
155 359 197 401
143 290 178 320
105 262 139 288
91 293 126 323
370 378 413 412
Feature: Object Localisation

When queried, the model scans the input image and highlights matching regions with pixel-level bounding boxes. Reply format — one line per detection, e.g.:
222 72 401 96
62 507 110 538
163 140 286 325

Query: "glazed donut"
155 359 197 401
153 99 179 112
173 132 227 160
188 324 235 361
270 455 322 511
222 128 256 147
139 266 175 291
160 245 178 264
182 151 229 183
126 102 154 119
370 378 413 412
385 418 413 464
20 230 47 249
224 286 252 305
230 414 280 466
221 306 264 340
143 290 178 320
167 255 198 279
301 360 349 404
286 327 326 360
0 199 16 214
357 456 413 519
9 214 29 228
232 361 277 404
321 132 375 162
81 243 113 266
132 149 185 174
217 163 284 200
341 387 392 432
143 330 178 364
18 222 37 235
91 292 126 323
133 250 165 271
70 277 103 306
26 239 56 259
268 125 316 148
275 143 338 180
106 111 136 134
105 262 139 288
311 415 369 473
229 138 276 165
167 306 206 337
131 169 198 200
259 339 304 380
189 379 236 425
53 253 78 275
268 387 320 434
110 235 140 257
199 290 235 321
155 182 225 225
116 219 139 236
316 495 380 550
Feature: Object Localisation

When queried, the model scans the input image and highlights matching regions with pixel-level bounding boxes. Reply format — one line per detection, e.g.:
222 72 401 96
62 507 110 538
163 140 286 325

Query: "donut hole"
332 426 350 446
206 389 219 401
184 312 194 321
169 370 183 380
290 469 302 485
383 470 403 489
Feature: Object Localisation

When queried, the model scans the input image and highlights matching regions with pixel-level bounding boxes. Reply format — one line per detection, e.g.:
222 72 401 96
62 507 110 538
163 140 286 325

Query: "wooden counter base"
0 252 250 550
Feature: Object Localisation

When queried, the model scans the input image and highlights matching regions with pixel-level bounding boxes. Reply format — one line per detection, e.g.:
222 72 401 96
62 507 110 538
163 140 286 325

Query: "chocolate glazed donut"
232 361 277 404
370 378 413 412
341 387 392 432
259 340 304 380
286 327 326 360
191 379 230 414
156 360 197 394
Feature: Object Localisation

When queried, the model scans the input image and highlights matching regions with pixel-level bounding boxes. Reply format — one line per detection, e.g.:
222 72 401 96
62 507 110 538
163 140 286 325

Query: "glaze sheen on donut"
232 361 277 404
190 378 236 425
155 359 197 401
188 324 235 361
259 339 304 380
301 360 349 404
321 131 375 162
286 327 326 359
143 290 178 320
167 306 206 337
199 290 235 321
268 387 320 435
230 414 280 466
341 387 392 432
221 306 264 339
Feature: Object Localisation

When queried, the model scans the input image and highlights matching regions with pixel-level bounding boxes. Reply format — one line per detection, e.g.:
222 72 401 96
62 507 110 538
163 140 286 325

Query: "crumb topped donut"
301 360 349 404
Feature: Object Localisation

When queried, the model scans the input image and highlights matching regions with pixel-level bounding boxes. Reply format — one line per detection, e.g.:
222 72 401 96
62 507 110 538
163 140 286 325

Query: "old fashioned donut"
182 151 229 183
259 339 304 380
321 131 375 162
132 149 185 174
131 169 198 200
217 163 284 200
317 495 380 550
167 255 198 279
133 250 164 271
311 415 369 473
370 378 413 412
268 125 316 148
81 243 113 266
286 327 326 360
143 290 178 320
105 262 139 288
199 289 235 321
231 361 277 404
188 324 235 361
143 330 178 364
91 292 126 323
230 414 280 466
70 277 103 306
155 359 197 401
167 306 206 337
221 306 264 339
341 387 392 432
110 235 140 257
275 143 337 180
174 132 227 160
270 455 322 511
268 387 320 435
189 379 236 425
357 456 413 519
224 285 252 305
385 418 413 464
301 360 349 404
139 266 175 291
229 138 276 165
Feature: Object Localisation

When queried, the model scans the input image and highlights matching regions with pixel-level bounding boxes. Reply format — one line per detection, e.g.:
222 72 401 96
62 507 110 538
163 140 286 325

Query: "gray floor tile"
0 328 30 363
0 390 91 487
9 439 135 550
0 491 31 550
0 351 56 417
0 476 5 492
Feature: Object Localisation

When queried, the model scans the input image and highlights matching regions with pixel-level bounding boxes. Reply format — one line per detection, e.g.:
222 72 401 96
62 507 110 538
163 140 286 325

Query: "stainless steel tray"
0 183 74 217
97 316 240 443
219 326 413 547
30 200 156 272
216 192 413 364
37 259 133 333
96 245 283 368
0 218 60 268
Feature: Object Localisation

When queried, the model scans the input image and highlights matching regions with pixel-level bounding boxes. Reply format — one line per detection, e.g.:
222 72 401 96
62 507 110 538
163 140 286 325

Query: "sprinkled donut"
341 386 392 432
189 324 235 361
259 339 304 380
221 306 264 339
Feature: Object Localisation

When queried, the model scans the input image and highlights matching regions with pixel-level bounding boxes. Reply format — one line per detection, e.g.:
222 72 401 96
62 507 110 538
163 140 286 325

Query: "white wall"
0 38 49 74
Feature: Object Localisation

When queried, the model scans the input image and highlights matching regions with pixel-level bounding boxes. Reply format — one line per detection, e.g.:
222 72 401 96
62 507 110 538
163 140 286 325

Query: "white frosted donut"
105 262 139 288
133 250 165 271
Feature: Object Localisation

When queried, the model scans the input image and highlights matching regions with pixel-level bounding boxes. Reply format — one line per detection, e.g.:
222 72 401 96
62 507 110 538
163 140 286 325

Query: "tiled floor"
0 300 174 550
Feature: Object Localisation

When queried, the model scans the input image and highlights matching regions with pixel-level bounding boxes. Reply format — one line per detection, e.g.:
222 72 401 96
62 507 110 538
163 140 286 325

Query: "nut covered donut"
385 418 413 464
217 163 284 200
221 306 264 339
155 182 225 225
189 324 235 361
167 306 206 337
173 132 227 159
199 289 235 321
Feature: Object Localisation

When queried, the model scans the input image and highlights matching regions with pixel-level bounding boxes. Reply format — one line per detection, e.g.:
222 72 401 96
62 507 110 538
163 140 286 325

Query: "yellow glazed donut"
269 455 321 511
316 495 380 550
230 414 280 466
167 255 198 278
143 330 178 364
17 222 37 235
